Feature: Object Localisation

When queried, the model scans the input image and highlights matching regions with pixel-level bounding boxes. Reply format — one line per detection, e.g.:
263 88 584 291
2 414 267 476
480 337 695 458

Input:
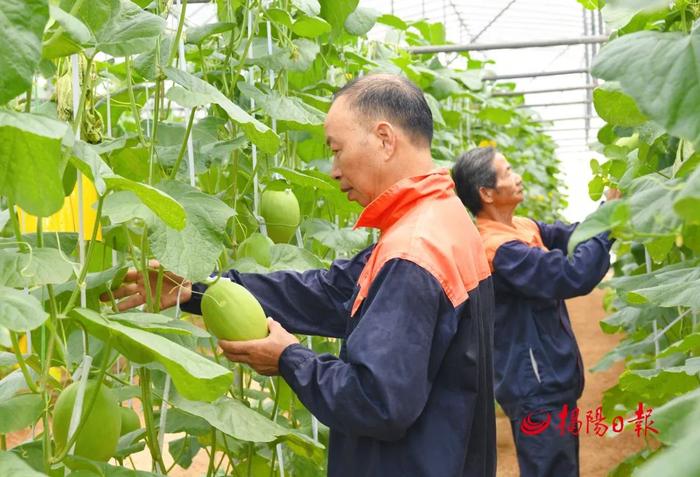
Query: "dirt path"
496 288 647 477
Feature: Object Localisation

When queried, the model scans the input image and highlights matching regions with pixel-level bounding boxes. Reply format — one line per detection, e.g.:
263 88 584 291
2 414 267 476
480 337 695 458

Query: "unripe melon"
201 279 269 341
237 233 274 267
260 189 300 244
119 406 141 436
52 380 121 461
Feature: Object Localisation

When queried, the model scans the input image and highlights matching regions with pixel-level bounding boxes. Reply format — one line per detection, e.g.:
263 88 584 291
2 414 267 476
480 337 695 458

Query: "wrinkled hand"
102 259 192 311
605 188 622 201
219 318 300 376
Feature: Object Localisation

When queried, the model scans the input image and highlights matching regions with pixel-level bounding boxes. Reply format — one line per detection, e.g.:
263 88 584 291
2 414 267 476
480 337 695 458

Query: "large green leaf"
626 266 700 308
592 82 648 127
270 167 335 191
601 0 670 29
635 403 700 477
172 392 324 460
0 393 44 434
104 176 186 231
0 451 46 477
0 110 70 216
650 387 700 446
675 165 700 223
292 15 331 38
70 308 233 401
344 7 380 36
0 248 74 288
269 244 326 271
246 38 320 73
567 200 629 253
319 0 359 37
149 181 235 282
42 5 92 59
54 0 162 57
165 67 280 154
0 0 49 104
185 22 235 45
292 0 321 16
237 83 326 129
592 26 700 147
0 287 48 332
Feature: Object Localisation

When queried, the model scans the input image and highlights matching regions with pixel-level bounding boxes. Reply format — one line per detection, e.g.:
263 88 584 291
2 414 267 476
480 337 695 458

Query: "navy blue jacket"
481 219 613 417
184 170 497 477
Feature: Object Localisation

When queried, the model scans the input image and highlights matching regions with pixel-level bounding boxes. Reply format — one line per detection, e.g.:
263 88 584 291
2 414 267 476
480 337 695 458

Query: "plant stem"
170 107 197 180
168 0 189 67
207 428 217 477
138 368 168 473
10 332 39 393
72 55 95 136
61 195 105 315
125 56 147 146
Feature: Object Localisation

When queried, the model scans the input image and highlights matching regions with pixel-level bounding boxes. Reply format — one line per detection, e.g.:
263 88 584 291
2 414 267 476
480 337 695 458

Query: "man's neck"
477 205 517 227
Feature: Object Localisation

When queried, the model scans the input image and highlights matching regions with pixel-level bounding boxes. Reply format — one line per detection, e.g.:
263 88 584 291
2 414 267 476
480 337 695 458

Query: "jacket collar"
354 168 453 232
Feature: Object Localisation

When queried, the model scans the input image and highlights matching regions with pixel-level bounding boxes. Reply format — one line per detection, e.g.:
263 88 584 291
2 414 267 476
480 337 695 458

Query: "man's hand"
219 318 300 376
605 188 622 201
103 259 192 311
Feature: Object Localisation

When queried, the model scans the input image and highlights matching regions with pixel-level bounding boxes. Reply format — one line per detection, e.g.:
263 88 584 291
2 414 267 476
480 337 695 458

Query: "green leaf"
593 83 647 127
648 387 700 446
103 190 157 227
0 110 71 217
567 201 628 253
0 287 48 332
165 67 280 154
94 0 165 57
292 0 321 16
320 0 359 36
627 174 681 235
592 26 700 147
635 403 700 477
104 176 186 231
267 9 293 29
270 167 334 191
0 394 44 434
0 248 74 288
172 393 323 453
269 244 326 271
601 0 669 29
576 0 604 10
376 14 408 30
168 436 200 469
344 7 380 36
0 451 47 477
70 308 233 402
71 141 114 195
149 181 235 282
675 165 700 223
185 22 235 45
43 5 93 59
302 219 369 255
424 93 445 126
237 83 326 130
0 0 49 104
64 455 161 476
292 15 331 38
588 175 604 200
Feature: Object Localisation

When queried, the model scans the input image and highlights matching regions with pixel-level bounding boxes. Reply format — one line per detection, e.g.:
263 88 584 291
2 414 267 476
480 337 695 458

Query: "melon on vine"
260 189 300 244
201 279 269 341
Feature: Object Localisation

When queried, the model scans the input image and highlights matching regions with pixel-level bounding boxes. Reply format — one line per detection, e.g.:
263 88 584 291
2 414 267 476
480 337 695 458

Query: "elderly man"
452 146 618 477
111 74 496 477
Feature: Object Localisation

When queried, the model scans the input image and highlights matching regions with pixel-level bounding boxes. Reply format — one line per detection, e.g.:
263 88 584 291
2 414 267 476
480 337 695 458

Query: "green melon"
52 380 121 461
260 189 300 244
118 406 141 436
201 279 269 341
237 233 274 267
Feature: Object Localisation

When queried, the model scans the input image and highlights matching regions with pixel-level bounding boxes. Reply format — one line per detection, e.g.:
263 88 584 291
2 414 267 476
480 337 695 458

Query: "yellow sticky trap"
18 174 101 240
479 139 497 148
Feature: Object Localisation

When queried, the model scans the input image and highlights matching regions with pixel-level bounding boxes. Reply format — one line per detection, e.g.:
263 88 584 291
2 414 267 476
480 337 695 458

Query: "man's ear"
479 186 494 205
374 121 396 158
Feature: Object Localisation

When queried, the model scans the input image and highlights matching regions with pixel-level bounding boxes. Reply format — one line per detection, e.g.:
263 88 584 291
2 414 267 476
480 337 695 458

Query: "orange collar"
354 168 453 231
475 215 547 270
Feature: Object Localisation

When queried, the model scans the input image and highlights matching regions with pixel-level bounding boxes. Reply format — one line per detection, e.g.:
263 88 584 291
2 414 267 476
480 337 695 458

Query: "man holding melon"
111 74 497 477
451 147 620 477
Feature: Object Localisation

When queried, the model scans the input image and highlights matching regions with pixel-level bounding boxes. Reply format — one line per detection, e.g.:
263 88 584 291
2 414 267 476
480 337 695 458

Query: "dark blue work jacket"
476 216 613 418
184 170 497 477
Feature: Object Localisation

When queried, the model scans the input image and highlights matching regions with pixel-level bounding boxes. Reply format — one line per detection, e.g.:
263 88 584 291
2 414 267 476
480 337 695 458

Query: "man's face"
490 153 524 206
324 96 384 207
